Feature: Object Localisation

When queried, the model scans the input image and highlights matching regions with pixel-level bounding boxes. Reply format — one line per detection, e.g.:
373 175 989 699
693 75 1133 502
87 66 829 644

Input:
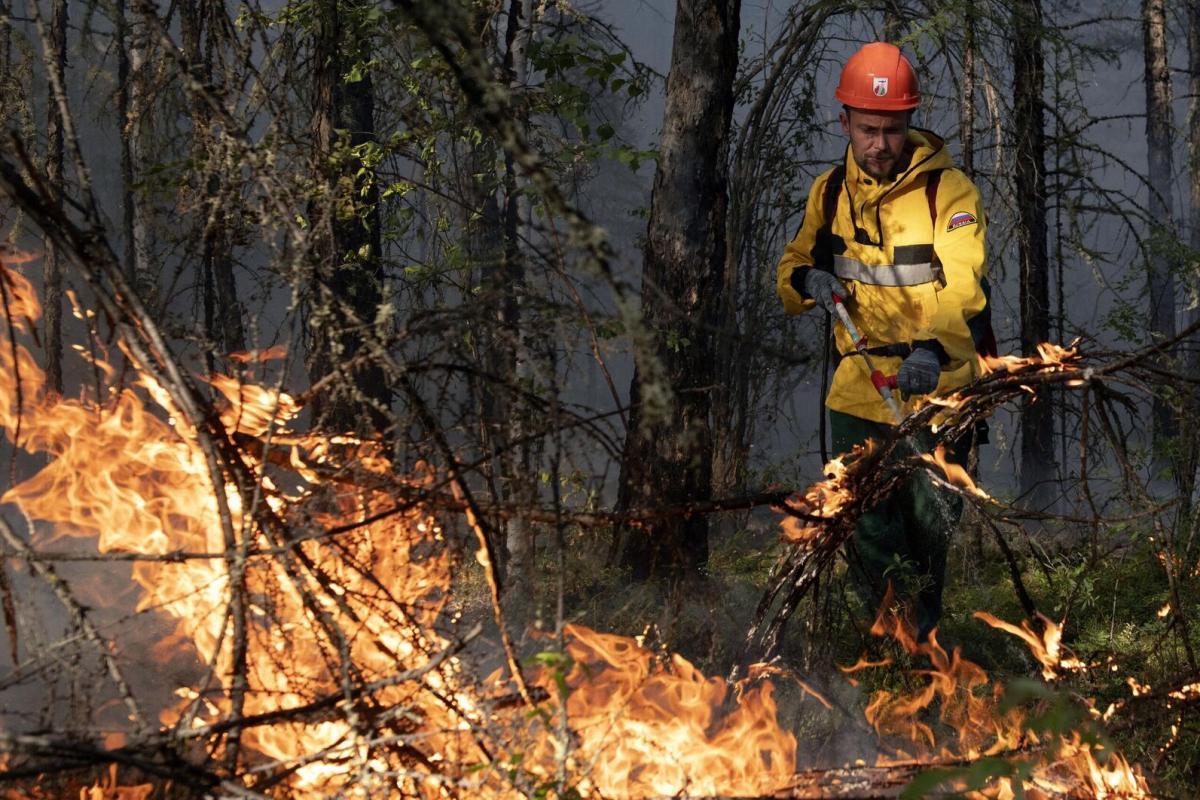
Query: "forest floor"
452 502 1198 798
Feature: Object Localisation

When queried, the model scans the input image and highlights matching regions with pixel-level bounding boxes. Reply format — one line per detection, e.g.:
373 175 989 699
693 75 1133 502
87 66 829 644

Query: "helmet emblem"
873 77 889 96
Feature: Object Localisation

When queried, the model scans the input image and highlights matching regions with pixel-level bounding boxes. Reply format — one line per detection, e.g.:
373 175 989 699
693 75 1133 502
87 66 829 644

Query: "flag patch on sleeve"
947 211 977 231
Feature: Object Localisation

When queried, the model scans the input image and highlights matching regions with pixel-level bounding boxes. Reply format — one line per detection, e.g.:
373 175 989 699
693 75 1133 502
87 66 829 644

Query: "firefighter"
776 42 993 641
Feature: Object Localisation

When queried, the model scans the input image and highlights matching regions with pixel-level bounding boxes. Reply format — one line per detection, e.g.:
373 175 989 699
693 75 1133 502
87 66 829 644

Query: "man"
776 42 992 641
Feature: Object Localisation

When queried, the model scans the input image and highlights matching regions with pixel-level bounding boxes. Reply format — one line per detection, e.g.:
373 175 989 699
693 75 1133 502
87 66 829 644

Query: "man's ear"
839 110 850 136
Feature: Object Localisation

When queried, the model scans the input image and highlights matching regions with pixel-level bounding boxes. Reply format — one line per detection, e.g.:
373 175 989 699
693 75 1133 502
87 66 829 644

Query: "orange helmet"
835 42 920 111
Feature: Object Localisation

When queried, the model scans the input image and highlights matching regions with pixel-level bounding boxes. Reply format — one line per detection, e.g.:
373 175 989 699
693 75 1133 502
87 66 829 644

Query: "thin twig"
0 515 147 735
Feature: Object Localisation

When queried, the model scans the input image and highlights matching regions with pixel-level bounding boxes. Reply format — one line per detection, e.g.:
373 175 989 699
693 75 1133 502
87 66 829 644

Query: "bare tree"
1012 0 1057 510
492 0 538 587
713 4 840 494
1143 0 1177 449
122 7 153 302
42 0 66 394
615 0 741 579
1180 0 1200 497
962 4 977 179
180 0 245 361
306 0 389 433
1191 0 1200 284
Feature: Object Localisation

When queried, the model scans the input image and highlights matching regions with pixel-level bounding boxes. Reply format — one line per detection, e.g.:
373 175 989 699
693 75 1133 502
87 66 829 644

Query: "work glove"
896 347 942 399
801 269 850 315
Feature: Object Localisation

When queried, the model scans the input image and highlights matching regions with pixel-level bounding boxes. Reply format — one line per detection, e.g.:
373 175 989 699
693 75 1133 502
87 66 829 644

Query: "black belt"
845 342 913 359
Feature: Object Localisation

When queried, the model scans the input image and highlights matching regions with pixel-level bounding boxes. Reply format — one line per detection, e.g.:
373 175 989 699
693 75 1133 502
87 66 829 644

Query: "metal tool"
831 293 905 424
831 293 961 528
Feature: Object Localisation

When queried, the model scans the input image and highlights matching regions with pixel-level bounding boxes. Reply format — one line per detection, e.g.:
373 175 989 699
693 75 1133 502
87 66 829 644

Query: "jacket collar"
844 127 952 199
840 128 952 248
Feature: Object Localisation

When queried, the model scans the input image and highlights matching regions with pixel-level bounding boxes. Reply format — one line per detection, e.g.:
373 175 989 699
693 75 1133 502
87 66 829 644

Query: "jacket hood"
844 127 952 191
901 127 952 176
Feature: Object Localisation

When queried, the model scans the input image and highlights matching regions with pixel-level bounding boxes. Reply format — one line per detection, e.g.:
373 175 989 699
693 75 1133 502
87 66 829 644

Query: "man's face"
840 107 910 181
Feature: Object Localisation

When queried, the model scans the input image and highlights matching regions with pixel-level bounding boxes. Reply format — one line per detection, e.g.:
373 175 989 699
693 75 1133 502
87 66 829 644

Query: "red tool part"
871 371 898 392
831 293 905 424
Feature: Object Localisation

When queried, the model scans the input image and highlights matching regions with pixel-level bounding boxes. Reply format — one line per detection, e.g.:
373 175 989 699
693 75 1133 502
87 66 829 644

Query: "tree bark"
460 0 537 588
615 0 741 580
43 0 67 394
1012 0 1057 510
306 0 389 434
1180 0 1200 497
125 11 154 305
962 6 976 179
1191 0 1200 293
498 0 537 586
116 0 134 281
1143 0 1177 448
181 0 244 361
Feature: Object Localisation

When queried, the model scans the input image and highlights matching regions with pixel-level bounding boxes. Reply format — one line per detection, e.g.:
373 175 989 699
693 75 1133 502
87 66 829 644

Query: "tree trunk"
306 0 389 434
1143 0 1177 448
1012 0 1057 510
1179 0 1200 499
615 0 741 580
116 0 134 281
498 0 538 586
962 7 976 179
125 12 154 305
181 0 244 362
42 0 66 394
461 1 537 588
1190 0 1200 305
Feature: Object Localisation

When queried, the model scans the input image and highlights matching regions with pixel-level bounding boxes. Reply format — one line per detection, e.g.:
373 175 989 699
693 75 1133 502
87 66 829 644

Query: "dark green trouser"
830 410 971 641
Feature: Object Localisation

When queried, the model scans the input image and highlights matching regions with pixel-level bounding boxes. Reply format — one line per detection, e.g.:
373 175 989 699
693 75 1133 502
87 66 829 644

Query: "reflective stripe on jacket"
777 128 989 425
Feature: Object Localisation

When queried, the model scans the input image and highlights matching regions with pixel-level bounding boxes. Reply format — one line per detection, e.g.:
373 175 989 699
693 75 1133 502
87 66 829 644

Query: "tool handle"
831 294 866 348
834 293 904 424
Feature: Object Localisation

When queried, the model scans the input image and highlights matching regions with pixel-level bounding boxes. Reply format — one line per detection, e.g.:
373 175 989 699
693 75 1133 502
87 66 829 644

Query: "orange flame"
0 259 804 798
920 444 990 500
79 765 154 800
227 344 288 363
977 341 1081 377
977 612 1063 681
0 245 40 264
519 626 797 797
0 257 1152 799
779 441 875 544
855 601 1149 797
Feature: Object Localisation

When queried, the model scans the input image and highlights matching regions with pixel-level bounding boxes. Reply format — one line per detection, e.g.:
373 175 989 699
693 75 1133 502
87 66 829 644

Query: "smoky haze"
0 0 1195 792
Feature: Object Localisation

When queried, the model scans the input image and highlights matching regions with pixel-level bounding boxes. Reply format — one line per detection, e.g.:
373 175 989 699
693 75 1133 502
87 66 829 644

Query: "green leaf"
899 767 962 799
530 650 568 668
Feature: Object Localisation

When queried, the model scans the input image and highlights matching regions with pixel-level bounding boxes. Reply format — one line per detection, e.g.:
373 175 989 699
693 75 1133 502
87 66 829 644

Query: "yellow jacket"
777 129 990 425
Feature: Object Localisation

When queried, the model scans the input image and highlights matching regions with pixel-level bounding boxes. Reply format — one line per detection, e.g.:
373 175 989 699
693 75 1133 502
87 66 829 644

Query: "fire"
856 600 1149 797
0 256 1153 799
973 612 1090 681
519 625 796 797
920 444 990 500
0 261 470 793
864 598 1025 762
80 765 154 800
778 442 875 544
977 340 1081 376
0 259 801 797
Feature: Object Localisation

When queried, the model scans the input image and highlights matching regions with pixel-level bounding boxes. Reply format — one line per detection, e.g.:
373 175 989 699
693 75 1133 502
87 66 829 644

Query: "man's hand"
803 269 850 314
896 348 941 399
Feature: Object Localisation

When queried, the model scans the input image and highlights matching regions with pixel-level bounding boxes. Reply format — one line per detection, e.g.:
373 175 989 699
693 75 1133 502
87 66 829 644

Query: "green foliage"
902 757 1026 799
